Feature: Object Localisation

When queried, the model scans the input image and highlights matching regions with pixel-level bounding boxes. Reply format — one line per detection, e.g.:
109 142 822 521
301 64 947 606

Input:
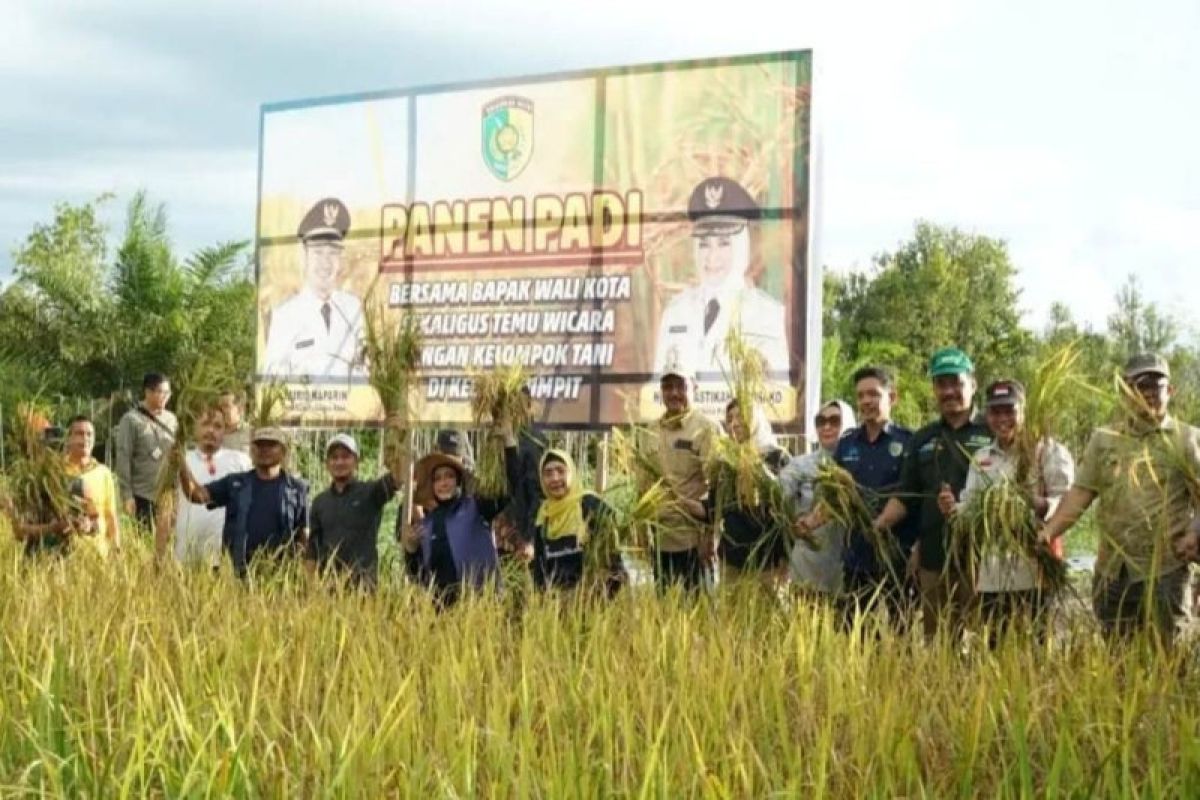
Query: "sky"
1 0 1196 333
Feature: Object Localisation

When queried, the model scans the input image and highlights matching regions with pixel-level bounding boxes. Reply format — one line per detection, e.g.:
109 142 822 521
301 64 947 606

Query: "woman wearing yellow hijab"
532 449 625 593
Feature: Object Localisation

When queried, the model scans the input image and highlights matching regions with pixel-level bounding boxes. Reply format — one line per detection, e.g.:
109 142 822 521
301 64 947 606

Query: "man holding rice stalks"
62 415 122 558
648 355 720 590
114 372 178 529
306 433 405 590
873 348 992 640
939 380 1074 642
1040 353 1200 645
178 426 309 579
3 416 94 558
159 407 251 568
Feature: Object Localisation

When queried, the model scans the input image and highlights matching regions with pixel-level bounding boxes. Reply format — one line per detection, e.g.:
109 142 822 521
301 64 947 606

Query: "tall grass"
2 521 1199 796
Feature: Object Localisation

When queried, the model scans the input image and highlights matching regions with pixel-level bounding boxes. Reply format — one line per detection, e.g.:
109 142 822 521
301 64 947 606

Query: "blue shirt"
833 421 914 575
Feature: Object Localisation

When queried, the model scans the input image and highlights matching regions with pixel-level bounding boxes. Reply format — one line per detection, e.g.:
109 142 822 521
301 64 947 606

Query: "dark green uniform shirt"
899 417 992 571
307 474 397 587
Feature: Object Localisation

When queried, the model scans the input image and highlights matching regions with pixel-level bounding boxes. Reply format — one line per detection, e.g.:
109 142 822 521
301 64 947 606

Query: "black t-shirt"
246 473 285 554
308 475 395 584
899 417 992 571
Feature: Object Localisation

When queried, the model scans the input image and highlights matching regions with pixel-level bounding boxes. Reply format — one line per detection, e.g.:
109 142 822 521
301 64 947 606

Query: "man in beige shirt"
1041 353 1200 644
650 354 720 590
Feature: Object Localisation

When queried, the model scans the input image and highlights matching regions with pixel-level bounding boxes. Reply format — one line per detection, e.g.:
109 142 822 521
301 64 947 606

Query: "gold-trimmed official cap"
297 197 350 243
687 177 759 236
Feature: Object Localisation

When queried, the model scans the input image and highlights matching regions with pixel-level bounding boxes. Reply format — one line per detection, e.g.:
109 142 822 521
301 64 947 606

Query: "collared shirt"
263 288 365 379
834 421 915 574
652 285 789 380
653 407 719 552
1074 414 1200 580
307 473 398 586
175 448 252 567
956 438 1074 591
114 405 178 503
901 416 993 571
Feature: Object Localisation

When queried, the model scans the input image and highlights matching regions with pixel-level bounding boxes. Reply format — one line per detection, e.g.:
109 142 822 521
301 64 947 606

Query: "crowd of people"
5 348 1200 647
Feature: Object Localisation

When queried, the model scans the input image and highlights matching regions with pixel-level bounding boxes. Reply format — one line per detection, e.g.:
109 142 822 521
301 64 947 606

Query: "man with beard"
872 348 992 639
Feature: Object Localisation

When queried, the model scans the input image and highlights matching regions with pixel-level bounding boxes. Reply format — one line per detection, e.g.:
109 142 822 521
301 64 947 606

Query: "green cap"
929 347 974 377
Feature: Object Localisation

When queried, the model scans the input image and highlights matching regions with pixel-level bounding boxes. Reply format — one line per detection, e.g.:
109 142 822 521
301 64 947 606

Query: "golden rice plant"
814 460 896 567
1 400 84 533
360 293 423 474
1014 341 1106 484
948 474 1068 592
153 355 241 528
469 363 532 498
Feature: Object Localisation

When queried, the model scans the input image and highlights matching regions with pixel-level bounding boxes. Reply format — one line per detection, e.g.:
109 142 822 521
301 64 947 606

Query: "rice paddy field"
2 515 1200 798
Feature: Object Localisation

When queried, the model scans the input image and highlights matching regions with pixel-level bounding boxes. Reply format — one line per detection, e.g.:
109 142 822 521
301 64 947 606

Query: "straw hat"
413 451 471 508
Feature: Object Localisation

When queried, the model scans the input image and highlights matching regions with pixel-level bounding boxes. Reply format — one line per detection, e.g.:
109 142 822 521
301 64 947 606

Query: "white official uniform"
263 288 364 379
652 285 789 379
174 448 252 567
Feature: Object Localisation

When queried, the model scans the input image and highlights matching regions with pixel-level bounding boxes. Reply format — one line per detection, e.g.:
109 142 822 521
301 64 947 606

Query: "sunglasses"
814 414 842 428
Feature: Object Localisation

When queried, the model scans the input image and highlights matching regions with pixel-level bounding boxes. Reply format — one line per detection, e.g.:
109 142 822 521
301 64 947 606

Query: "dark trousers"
978 589 1049 647
839 567 917 633
1092 565 1187 645
654 548 706 591
133 496 156 530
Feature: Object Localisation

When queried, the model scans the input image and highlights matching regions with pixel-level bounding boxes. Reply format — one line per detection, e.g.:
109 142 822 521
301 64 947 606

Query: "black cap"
985 379 1026 408
297 198 350 243
1123 352 1170 381
436 429 466 455
687 177 759 234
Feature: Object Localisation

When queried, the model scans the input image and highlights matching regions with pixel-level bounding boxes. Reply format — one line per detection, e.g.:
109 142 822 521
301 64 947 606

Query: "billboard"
256 50 815 428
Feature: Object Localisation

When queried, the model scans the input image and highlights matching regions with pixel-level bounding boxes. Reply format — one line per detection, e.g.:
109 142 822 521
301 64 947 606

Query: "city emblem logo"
482 95 534 181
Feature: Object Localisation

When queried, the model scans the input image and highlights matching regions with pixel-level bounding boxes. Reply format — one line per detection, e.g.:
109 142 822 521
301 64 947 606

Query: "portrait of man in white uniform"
651 177 790 380
263 197 364 379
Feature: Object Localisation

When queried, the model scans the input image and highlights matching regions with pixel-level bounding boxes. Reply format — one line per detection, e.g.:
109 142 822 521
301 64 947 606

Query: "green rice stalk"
469 363 532 498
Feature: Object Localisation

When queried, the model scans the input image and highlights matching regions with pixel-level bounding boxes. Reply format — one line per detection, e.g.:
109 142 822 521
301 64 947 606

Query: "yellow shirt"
65 459 120 557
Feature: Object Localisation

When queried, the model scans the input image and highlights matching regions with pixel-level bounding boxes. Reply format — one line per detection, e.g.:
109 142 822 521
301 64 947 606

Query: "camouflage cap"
1123 352 1170 381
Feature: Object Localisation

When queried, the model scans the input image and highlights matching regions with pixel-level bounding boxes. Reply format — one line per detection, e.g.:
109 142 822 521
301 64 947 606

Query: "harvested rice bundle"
360 297 422 473
154 355 240 527
948 474 1067 591
1014 341 1104 483
813 460 895 566
469 363 532 498
707 434 797 560
1 401 84 528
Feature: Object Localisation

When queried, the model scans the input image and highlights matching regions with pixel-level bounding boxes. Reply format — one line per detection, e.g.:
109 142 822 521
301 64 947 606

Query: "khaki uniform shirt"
1074 415 1200 580
653 408 719 552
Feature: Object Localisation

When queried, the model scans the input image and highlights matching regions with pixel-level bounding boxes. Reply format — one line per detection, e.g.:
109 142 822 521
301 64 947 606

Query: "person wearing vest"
401 420 518 609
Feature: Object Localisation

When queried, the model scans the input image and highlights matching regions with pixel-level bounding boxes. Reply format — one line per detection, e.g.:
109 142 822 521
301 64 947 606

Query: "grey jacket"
114 406 178 503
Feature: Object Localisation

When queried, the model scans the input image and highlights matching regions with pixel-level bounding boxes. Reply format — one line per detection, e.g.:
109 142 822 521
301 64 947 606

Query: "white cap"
658 347 696 383
325 433 360 457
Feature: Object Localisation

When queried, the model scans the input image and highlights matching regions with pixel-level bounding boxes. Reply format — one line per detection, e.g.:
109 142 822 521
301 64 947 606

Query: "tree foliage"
0 192 254 405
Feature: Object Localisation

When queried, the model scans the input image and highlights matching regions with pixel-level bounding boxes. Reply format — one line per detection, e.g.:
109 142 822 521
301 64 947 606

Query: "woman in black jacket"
529 449 626 595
